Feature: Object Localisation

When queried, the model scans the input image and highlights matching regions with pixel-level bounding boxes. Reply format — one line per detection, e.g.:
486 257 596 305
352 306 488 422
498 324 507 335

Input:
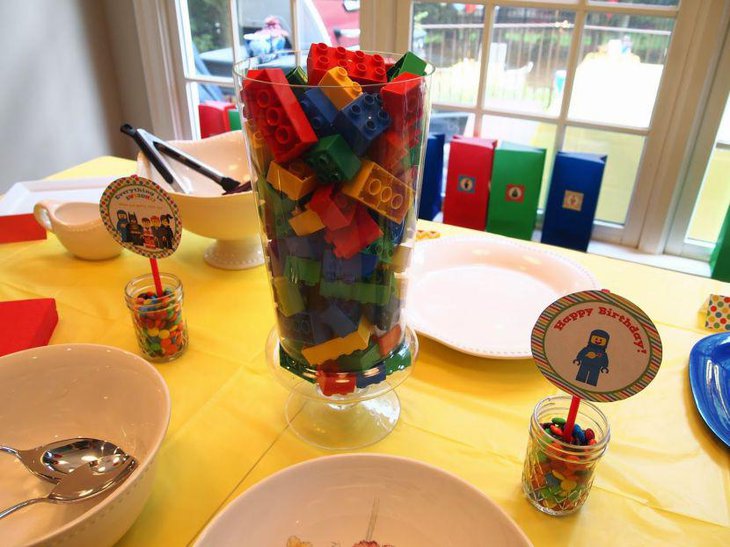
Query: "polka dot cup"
522 396 610 516
124 273 188 362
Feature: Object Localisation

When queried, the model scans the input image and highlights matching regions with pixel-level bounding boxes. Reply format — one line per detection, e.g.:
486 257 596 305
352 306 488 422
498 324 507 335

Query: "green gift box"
711 205 730 282
486 142 546 240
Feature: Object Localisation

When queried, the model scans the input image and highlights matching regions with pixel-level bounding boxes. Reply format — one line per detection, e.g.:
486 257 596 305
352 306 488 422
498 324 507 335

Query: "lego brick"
284 256 321 286
381 72 424 131
299 88 338 138
244 121 273 176
304 134 362 183
279 346 316 383
333 93 391 156
324 205 382 259
266 160 318 200
302 317 372 365
362 236 395 264
0 298 58 357
316 370 356 396
364 297 401 332
442 136 497 231
339 343 382 373
289 208 325 236
267 239 287 277
307 185 356 230
356 363 387 388
320 277 393 306
381 217 407 246
285 66 308 90
260 180 296 238
322 249 378 283
387 51 428 79
390 244 412 273
377 324 402 357
242 68 317 162
284 233 326 259
318 67 362 110
319 300 360 337
272 276 305 317
369 129 409 173
307 42 387 86
383 343 412 375
279 311 332 346
342 159 413 223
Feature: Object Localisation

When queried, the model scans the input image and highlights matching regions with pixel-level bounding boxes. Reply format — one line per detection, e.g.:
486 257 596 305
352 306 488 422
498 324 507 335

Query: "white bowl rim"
0 343 171 544
195 452 533 546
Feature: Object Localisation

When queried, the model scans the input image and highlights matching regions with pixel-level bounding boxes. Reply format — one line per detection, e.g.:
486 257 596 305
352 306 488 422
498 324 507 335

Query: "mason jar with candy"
234 45 433 449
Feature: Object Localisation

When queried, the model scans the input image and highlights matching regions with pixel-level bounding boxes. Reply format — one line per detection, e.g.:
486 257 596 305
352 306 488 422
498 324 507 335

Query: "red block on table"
198 101 235 138
308 186 356 231
442 136 497 230
0 214 47 243
325 206 382 259
381 72 424 131
306 43 387 86
0 298 58 357
242 69 317 163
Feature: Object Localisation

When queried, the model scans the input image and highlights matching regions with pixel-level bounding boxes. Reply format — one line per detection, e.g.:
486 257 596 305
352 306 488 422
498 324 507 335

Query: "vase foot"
204 237 264 270
285 385 401 451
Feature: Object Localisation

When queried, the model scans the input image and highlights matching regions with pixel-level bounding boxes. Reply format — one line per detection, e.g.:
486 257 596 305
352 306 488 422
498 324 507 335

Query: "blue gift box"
418 133 445 221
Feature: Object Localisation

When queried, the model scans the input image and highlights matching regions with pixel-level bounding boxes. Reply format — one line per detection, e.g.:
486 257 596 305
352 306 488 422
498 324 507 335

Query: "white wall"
0 0 151 192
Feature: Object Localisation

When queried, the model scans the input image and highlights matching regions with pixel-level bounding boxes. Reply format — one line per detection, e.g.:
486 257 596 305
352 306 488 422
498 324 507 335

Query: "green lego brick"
285 256 321 286
383 343 412 375
319 277 393 305
304 135 361 183
337 342 382 372
261 179 297 237
387 51 428 80
362 236 395 264
273 276 305 317
711 204 730 281
285 66 307 87
319 279 352 300
228 108 242 130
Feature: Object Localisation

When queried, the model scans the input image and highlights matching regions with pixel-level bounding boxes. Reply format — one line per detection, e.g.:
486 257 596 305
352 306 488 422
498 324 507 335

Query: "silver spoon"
0 455 137 520
0 438 129 482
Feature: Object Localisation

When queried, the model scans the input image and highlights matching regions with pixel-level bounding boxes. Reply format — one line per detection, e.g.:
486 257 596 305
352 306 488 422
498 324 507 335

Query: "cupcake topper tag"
531 289 663 439
100 175 182 295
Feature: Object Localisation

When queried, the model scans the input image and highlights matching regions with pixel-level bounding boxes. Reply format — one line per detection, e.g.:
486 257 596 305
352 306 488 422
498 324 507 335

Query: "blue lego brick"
284 233 325 259
364 296 401 332
356 363 387 388
299 88 338 138
322 249 378 283
279 311 331 345
333 93 391 155
319 301 359 337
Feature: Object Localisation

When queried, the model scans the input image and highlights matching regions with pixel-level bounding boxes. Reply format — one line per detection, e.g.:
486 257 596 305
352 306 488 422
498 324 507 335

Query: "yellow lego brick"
272 276 304 317
318 67 362 110
301 317 372 365
342 159 413 223
391 244 412 273
245 120 272 175
266 160 318 200
289 208 325 236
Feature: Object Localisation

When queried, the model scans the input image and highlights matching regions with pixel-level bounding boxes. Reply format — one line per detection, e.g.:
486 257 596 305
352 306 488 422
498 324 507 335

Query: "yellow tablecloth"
2 157 730 546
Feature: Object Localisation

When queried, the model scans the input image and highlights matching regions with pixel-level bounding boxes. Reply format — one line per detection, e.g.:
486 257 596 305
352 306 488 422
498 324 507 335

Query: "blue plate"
689 332 730 448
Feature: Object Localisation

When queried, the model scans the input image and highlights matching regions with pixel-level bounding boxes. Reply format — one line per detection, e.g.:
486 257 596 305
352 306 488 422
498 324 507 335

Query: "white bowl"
0 344 171 546
136 130 263 270
195 454 532 547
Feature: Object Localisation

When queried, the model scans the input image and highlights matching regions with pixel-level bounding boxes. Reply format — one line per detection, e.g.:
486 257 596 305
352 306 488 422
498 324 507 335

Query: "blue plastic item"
689 332 730 448
419 133 445 220
299 88 338 138
541 151 607 252
333 93 391 155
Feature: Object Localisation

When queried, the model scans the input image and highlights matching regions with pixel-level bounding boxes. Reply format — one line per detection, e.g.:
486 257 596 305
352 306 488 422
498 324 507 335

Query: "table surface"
2 157 730 546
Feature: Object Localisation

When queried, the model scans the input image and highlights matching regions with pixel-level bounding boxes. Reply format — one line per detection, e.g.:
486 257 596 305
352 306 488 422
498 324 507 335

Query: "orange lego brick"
266 159 318 200
245 120 273 175
289 208 325 236
377 324 402 357
301 316 372 365
318 67 362 110
342 160 413 223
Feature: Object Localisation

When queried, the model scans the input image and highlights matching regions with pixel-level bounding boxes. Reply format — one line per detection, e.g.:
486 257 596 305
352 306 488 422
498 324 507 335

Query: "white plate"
195 454 532 547
0 177 116 215
407 236 599 359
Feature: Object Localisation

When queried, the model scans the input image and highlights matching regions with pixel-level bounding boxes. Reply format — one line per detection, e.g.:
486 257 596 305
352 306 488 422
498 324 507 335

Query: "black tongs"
121 124 251 195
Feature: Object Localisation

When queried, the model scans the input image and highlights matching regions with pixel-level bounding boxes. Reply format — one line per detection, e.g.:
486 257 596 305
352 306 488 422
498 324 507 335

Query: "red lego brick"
442 136 498 230
381 73 424 131
377 324 402 357
324 206 382 259
242 68 317 163
0 298 58 357
316 369 356 396
306 43 387 86
369 129 408 172
307 185 356 231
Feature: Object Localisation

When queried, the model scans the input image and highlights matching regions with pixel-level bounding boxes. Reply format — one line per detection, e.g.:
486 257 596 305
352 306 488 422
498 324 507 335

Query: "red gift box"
0 214 47 243
0 298 58 357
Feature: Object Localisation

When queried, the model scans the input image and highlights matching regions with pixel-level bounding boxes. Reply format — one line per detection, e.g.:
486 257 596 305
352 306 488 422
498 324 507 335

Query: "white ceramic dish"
0 344 171 546
195 454 532 547
407 236 599 359
0 177 116 215
136 130 263 270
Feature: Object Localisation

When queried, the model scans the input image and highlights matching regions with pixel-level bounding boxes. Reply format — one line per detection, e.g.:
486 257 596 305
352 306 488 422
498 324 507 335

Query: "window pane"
481 115 556 208
485 8 575 116
413 3 484 106
686 148 730 243
192 82 236 140
563 127 645 224
569 13 673 128
237 1 293 58
187 0 233 78
297 0 360 50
